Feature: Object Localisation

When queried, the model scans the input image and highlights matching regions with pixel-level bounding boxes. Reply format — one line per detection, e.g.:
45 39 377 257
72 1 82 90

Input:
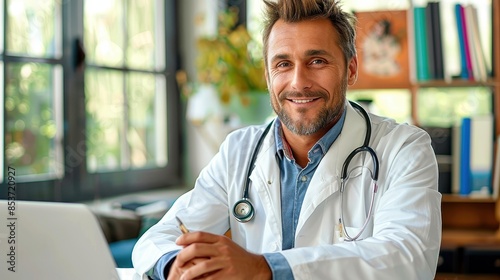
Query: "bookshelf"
349 0 500 252
438 0 500 247
441 195 498 245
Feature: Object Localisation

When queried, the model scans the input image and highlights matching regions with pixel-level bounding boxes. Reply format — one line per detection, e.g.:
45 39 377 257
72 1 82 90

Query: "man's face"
265 18 357 136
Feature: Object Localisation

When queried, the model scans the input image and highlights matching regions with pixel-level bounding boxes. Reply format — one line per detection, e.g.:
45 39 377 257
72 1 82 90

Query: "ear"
347 55 358 86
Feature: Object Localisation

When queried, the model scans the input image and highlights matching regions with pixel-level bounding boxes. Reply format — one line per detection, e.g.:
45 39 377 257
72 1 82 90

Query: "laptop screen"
0 200 121 280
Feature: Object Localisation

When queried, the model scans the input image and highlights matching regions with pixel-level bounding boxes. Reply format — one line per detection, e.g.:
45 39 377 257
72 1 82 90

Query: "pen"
338 218 345 242
176 216 190 234
176 216 198 266
338 218 343 236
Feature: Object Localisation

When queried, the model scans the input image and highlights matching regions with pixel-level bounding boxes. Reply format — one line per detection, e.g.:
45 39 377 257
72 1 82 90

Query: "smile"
290 98 319 104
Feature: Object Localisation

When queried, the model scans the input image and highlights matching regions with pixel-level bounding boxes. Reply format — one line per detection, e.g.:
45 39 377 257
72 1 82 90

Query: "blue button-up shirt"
263 110 346 279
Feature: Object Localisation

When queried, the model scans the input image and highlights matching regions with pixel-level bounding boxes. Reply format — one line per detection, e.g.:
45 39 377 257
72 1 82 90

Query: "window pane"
127 0 164 70
127 73 167 168
85 69 124 172
347 89 412 124
417 87 492 127
5 63 63 179
86 69 168 172
6 0 62 58
84 0 125 67
247 1 264 57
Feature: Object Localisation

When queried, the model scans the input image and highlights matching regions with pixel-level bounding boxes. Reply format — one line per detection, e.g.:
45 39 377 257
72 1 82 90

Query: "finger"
168 257 206 280
167 258 185 280
176 243 219 267
176 231 222 246
180 258 224 280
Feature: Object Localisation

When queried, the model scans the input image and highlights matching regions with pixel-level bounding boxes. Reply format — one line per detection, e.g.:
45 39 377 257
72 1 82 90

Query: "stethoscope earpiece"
233 198 255 223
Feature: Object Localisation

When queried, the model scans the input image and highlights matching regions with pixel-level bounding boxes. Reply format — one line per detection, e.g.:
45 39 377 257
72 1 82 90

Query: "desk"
116 268 148 280
117 269 500 279
435 273 500 280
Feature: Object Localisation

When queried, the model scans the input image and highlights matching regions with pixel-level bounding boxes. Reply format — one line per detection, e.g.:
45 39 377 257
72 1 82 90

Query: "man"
132 0 442 279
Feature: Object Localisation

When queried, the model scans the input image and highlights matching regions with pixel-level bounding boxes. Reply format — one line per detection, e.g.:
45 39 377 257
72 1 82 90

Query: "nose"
290 65 312 90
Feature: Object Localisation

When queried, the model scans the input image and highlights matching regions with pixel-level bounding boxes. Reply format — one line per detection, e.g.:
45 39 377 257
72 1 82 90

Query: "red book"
459 4 474 80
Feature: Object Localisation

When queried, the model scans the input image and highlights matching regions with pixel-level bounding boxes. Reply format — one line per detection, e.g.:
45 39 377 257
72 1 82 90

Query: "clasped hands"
167 231 271 280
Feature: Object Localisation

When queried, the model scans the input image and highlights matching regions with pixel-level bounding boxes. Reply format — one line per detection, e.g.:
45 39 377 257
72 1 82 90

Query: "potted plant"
179 7 273 126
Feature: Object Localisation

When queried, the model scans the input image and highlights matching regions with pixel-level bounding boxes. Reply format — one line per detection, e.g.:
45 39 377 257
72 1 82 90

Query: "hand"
166 257 205 280
169 231 272 280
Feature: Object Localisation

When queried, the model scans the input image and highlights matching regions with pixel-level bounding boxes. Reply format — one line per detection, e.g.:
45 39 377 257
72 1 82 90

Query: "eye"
310 59 326 65
276 61 291 68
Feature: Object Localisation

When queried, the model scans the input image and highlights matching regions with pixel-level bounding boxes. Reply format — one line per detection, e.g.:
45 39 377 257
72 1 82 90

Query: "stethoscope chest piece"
233 198 254 223
233 122 273 223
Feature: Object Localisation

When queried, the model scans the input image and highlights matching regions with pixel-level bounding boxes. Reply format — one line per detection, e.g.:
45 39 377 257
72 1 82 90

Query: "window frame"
0 0 182 202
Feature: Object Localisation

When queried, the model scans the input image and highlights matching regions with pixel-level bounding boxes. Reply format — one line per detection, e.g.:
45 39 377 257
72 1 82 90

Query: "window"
0 0 181 201
3 0 64 183
84 0 168 172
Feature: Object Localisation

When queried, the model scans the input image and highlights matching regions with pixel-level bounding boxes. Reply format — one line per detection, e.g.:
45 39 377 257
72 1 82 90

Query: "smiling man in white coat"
132 0 442 279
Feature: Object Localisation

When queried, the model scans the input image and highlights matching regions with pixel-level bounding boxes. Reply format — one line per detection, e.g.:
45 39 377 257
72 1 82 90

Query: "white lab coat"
132 102 442 280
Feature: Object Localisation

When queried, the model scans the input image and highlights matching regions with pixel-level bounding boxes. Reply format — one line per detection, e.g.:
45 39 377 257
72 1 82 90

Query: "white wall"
178 0 225 186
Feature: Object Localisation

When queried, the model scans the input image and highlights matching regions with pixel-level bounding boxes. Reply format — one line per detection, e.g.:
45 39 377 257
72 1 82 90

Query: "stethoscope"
232 100 380 242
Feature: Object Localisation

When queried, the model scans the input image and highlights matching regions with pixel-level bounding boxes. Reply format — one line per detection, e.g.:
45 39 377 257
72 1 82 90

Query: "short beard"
273 77 347 136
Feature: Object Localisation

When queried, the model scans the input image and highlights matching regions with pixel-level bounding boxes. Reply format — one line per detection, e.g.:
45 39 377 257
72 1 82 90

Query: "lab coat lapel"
249 127 283 246
296 103 367 234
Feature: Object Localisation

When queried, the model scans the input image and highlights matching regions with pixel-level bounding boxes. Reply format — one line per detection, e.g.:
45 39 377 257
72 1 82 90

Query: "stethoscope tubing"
234 101 380 242
242 122 273 199
339 101 380 241
340 179 378 241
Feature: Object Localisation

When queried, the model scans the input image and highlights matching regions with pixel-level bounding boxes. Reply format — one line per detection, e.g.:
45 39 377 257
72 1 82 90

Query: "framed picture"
350 10 410 89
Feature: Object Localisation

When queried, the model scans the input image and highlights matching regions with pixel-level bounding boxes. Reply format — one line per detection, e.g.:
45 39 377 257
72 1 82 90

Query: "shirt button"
301 175 307 182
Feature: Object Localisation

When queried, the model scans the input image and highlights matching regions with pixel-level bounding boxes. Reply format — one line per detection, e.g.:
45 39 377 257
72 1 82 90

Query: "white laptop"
0 200 125 280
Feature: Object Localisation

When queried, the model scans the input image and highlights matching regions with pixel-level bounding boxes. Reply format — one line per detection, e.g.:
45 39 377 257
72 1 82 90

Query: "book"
414 6 429 81
465 4 489 82
455 116 494 197
451 122 462 194
464 5 480 81
422 126 453 194
493 135 500 199
459 117 471 195
454 4 470 80
425 4 436 80
459 4 474 80
469 115 494 196
430 1 445 80
116 200 172 216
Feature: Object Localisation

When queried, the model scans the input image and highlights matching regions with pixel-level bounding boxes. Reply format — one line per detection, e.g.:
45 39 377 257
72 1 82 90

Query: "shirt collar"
274 108 347 161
